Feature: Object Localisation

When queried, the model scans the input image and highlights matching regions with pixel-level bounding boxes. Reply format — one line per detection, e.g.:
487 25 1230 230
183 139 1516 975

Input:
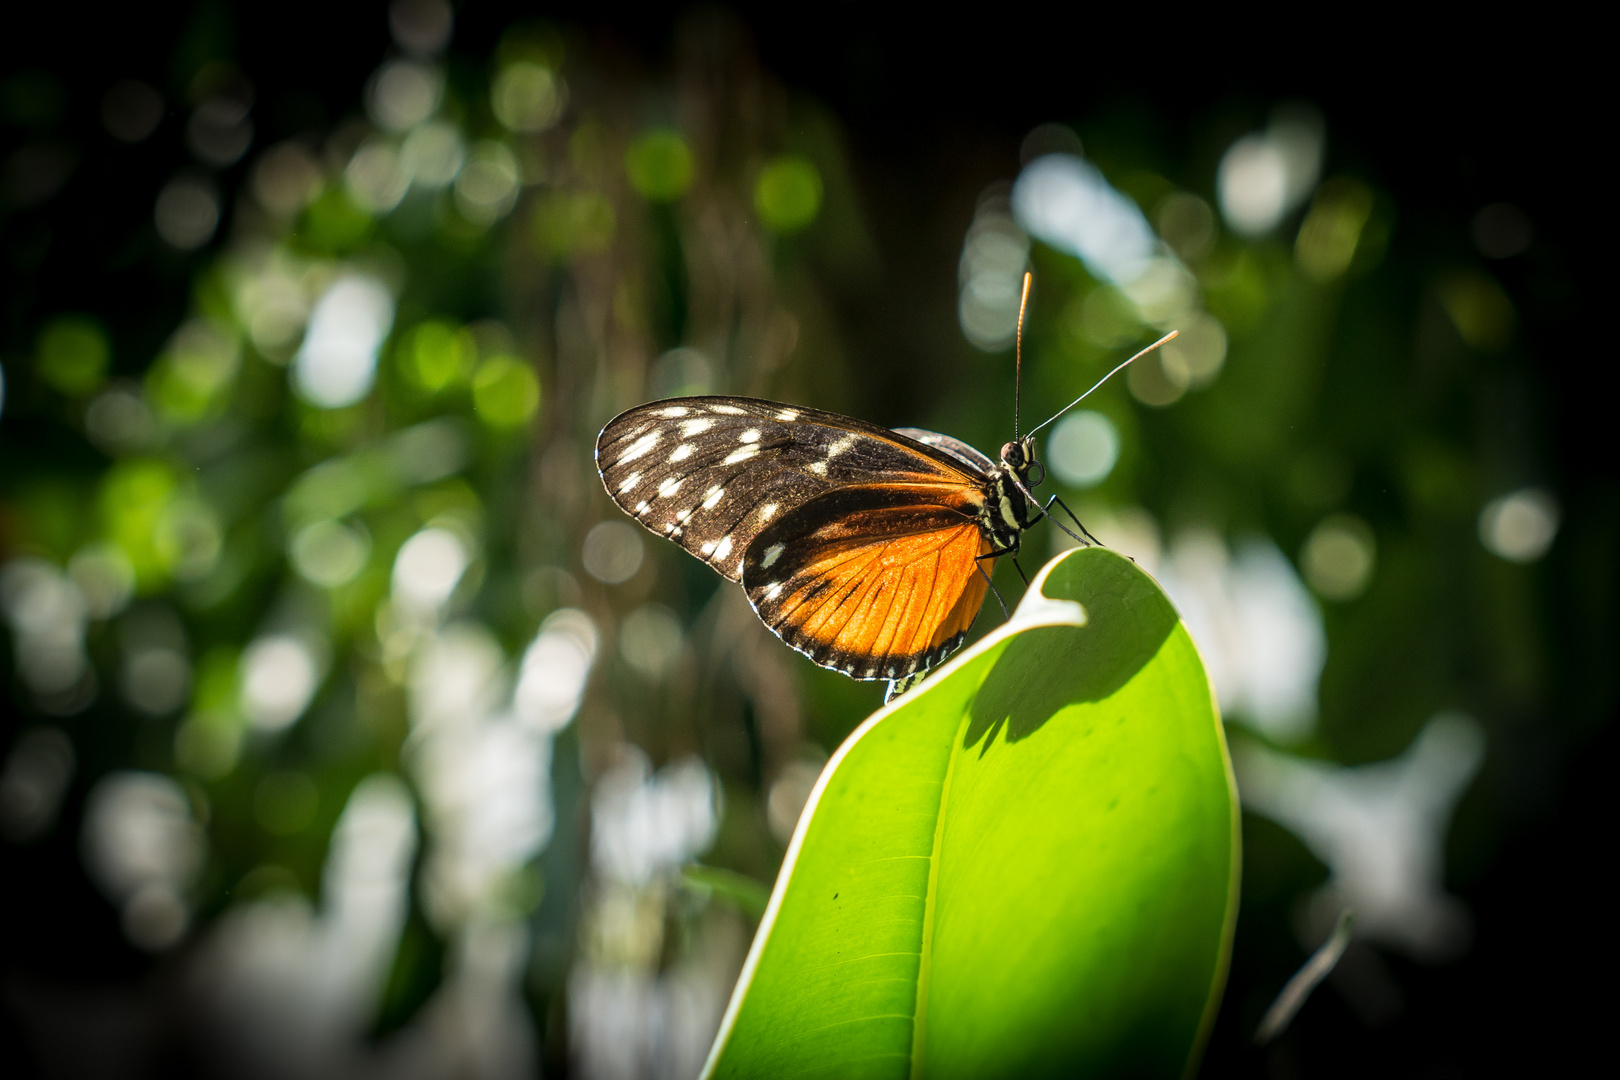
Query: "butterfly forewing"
891 427 998 476
740 483 995 680
595 397 978 582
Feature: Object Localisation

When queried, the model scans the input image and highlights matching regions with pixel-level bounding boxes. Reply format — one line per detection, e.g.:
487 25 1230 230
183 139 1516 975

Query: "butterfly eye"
999 441 1024 467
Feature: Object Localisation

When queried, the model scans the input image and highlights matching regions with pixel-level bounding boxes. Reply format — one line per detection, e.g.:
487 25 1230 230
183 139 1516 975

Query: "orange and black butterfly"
596 279 1172 695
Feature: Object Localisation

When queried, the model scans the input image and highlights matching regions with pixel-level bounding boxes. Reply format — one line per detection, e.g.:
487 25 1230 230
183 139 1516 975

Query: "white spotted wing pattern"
595 396 1007 681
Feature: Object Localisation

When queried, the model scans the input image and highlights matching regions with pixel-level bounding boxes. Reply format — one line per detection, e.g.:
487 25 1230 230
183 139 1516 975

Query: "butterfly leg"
1046 495 1103 547
973 552 1011 620
1008 474 1089 547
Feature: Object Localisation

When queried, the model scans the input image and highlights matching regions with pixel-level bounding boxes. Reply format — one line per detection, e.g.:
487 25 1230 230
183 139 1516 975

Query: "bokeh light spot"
1300 514 1377 601
1296 179 1374 282
754 155 822 233
232 250 314 356
1218 136 1287 235
1479 487 1558 563
1019 122 1085 163
0 727 75 842
492 62 566 133
455 141 521 224
345 138 410 214
400 119 464 189
399 320 476 391
515 608 598 733
390 0 454 54
122 647 192 715
591 753 719 887
471 356 540 428
582 521 644 585
101 80 163 143
1472 203 1533 259
1160 312 1227 388
1 557 92 702
240 635 322 732
80 771 201 951
146 318 241 424
289 519 372 588
85 387 156 455
1437 272 1514 351
4 144 76 208
1012 154 1154 285
649 347 715 398
1127 351 1188 407
252 142 324 218
1217 107 1324 236
293 275 395 409
619 604 683 678
36 316 110 395
767 759 823 845
532 190 616 258
123 885 188 952
69 543 135 619
1047 411 1120 489
392 527 470 612
626 130 695 202
1155 192 1217 262
1120 257 1197 329
958 208 1030 351
154 174 220 250
367 60 442 133
187 97 253 168
99 458 178 587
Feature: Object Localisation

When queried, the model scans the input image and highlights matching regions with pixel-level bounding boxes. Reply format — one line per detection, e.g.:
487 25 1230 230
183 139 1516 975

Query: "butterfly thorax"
980 437 1038 555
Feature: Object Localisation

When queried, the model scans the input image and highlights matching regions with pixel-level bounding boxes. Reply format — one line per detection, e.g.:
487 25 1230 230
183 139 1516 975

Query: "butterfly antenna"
1026 330 1179 437
1014 271 1031 440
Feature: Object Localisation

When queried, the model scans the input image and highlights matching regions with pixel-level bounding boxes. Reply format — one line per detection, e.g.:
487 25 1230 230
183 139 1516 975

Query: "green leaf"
703 546 1238 1079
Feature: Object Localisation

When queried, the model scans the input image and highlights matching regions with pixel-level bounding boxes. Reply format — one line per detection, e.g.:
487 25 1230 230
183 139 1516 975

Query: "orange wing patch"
743 485 996 680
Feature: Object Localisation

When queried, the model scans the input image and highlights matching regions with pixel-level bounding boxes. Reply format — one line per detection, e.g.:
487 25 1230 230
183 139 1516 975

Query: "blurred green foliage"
36 316 111 396
0 5 1609 1076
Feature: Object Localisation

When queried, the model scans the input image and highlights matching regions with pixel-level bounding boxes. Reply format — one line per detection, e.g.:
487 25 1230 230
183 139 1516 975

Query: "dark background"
4 3 1612 1076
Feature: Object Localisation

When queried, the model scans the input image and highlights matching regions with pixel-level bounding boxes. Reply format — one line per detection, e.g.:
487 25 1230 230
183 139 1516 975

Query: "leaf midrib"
910 709 972 1080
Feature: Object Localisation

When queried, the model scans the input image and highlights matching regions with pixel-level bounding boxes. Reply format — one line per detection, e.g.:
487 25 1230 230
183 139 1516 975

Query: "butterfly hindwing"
595 397 979 582
741 482 995 680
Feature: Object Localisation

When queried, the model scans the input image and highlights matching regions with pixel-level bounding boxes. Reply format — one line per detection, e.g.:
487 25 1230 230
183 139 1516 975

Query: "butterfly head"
999 435 1039 481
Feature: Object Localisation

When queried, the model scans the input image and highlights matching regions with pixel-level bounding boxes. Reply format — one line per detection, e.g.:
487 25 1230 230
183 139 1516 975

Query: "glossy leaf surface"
704 547 1238 1079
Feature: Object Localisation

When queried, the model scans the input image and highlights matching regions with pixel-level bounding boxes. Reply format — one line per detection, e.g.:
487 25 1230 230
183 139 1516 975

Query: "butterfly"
596 277 1174 695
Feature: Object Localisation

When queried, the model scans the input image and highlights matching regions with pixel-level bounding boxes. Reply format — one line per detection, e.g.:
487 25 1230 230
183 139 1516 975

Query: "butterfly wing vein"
742 485 995 679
